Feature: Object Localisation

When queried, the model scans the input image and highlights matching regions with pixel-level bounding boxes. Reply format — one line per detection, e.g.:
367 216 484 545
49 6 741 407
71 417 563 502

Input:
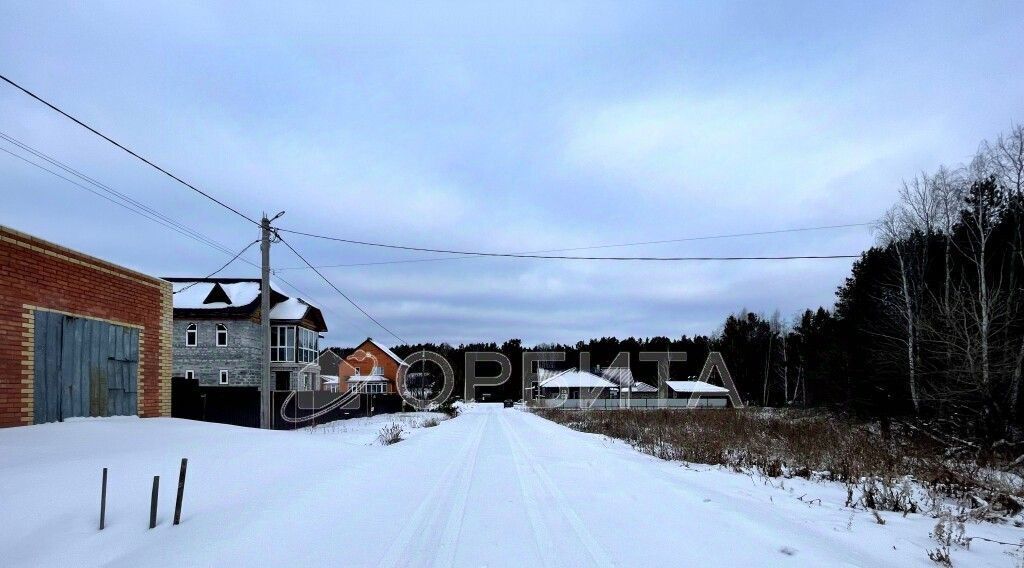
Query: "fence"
171 378 260 427
271 391 404 429
532 397 728 410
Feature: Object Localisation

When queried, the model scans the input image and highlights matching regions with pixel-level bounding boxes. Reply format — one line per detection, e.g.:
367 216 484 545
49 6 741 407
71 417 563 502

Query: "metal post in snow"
149 476 159 529
99 467 107 530
173 458 188 525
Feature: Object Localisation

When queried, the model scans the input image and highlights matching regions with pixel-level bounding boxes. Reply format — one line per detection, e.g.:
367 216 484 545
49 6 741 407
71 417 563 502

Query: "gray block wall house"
165 278 328 391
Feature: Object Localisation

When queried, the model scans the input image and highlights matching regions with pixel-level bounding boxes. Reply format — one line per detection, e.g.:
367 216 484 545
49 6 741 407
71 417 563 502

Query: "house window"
297 327 318 363
185 370 194 381
270 326 295 362
219 370 229 385
301 371 317 390
353 367 361 375
216 324 227 347
185 323 197 346
367 383 387 394
371 365 383 375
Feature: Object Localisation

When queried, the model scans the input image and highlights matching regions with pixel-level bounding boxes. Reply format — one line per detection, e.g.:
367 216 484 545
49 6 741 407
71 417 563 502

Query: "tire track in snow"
377 411 488 568
497 410 617 567
496 411 558 568
430 412 488 568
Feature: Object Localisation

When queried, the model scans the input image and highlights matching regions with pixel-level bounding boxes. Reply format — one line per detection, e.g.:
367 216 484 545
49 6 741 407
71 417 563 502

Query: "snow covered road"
1 403 1018 566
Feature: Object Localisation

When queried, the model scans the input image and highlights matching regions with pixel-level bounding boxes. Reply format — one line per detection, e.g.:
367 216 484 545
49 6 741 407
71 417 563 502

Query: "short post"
149 476 159 529
99 467 108 530
173 458 188 525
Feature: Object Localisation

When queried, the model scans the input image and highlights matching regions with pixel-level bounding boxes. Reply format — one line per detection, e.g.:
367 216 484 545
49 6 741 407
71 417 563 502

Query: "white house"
664 380 731 407
537 369 618 399
600 367 658 399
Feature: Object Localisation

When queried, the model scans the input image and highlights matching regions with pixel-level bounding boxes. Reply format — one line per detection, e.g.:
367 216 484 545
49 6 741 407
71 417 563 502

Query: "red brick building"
0 226 173 427
338 338 408 394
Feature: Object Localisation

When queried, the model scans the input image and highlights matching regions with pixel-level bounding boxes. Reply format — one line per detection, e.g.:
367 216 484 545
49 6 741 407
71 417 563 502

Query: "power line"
0 73 259 226
0 137 382 340
276 227 860 261
0 132 243 258
275 222 872 270
0 145 248 257
276 234 407 343
173 240 260 294
0 139 263 274
270 273 376 340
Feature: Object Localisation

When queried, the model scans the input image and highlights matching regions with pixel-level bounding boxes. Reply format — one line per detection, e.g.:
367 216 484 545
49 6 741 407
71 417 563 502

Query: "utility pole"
260 211 284 429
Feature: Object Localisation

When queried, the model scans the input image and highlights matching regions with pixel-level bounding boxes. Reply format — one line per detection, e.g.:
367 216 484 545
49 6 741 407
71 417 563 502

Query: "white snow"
171 280 318 315
622 380 658 393
346 374 389 383
365 338 406 365
169 281 219 308
268 297 310 320
1 405 1020 567
601 366 635 387
665 380 730 394
170 281 263 309
539 369 617 389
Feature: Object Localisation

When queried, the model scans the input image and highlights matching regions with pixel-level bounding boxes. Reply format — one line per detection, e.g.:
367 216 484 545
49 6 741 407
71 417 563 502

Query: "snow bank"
1 406 1021 566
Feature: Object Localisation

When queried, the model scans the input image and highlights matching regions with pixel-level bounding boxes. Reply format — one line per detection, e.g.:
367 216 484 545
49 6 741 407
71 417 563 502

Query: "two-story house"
166 277 328 390
339 338 408 394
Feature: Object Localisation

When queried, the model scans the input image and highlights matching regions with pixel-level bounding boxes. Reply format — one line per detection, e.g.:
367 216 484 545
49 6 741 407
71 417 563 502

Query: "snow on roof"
269 297 309 320
171 279 319 318
171 280 269 309
665 381 730 394
219 281 261 305
346 374 389 383
321 375 339 384
601 367 635 387
621 381 658 393
536 368 562 382
366 338 406 365
170 281 219 308
539 369 617 389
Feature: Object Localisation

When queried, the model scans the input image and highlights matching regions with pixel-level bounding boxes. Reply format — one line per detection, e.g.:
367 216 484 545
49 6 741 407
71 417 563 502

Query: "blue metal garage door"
33 311 139 424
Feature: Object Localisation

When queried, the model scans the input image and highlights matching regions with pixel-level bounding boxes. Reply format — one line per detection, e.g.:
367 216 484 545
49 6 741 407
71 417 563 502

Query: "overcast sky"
2 2 1022 347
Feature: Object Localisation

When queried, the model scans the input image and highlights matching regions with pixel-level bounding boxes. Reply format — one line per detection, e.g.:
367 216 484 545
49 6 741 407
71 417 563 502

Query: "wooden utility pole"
260 215 272 428
260 212 285 429
259 212 286 428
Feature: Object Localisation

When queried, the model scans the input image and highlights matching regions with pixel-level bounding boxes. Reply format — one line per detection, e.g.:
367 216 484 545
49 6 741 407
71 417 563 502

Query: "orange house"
338 338 408 395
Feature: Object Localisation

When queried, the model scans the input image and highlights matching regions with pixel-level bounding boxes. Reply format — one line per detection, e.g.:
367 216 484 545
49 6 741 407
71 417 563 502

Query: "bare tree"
980 124 1024 422
878 207 922 413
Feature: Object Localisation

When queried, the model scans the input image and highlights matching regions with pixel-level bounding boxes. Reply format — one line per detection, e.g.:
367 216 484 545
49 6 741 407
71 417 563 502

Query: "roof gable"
539 369 617 389
166 278 325 330
350 337 406 366
203 283 232 305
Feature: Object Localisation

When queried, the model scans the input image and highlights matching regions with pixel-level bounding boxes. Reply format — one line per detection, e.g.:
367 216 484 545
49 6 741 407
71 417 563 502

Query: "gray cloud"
2 1 1021 347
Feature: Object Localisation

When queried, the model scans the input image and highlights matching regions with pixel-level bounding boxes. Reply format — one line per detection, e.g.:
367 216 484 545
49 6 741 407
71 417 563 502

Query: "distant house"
321 375 340 393
339 338 408 395
318 348 344 379
166 278 328 391
537 369 617 399
664 380 731 407
600 367 658 399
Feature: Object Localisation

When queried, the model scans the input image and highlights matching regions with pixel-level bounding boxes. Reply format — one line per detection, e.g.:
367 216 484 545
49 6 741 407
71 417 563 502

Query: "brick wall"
339 340 404 394
0 225 173 427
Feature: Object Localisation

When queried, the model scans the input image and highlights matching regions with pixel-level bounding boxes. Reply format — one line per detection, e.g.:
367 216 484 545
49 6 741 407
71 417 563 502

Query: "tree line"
346 123 1024 445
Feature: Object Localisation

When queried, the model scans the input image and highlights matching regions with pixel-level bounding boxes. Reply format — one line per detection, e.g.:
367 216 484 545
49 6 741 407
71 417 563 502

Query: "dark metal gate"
33 311 139 424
